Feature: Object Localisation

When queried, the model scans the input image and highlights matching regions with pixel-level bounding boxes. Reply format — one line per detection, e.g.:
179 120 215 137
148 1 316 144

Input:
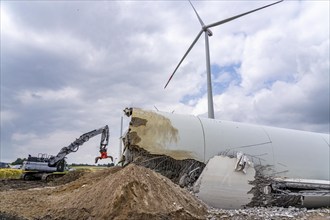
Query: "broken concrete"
130 117 147 127
124 145 205 188
248 166 330 208
247 165 303 208
193 155 256 209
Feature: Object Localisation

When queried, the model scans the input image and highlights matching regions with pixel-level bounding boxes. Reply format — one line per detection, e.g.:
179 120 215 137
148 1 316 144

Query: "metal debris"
247 165 330 208
125 145 205 188
235 152 253 174
247 165 303 207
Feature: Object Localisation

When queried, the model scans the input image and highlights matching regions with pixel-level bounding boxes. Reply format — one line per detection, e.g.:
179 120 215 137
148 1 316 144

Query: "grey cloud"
1 1 329 163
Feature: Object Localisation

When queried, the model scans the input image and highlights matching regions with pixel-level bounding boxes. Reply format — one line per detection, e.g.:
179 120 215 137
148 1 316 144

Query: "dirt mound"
49 164 206 219
49 169 89 186
0 179 47 192
0 164 206 220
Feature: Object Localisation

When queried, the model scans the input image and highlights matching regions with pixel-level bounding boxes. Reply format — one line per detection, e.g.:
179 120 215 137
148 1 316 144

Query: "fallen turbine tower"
121 107 330 209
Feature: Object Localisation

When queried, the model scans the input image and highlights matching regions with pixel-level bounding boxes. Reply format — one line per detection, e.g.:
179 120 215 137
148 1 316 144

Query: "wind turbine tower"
164 0 283 119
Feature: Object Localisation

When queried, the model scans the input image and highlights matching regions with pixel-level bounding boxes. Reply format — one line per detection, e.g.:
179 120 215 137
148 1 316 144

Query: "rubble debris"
235 151 253 174
122 108 205 189
213 150 330 209
193 155 256 209
125 145 205 188
206 206 330 220
123 107 133 117
247 165 330 208
247 165 303 207
130 117 147 127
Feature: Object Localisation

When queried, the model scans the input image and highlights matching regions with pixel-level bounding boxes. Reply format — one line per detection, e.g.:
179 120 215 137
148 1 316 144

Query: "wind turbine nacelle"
122 107 330 209
204 28 213 36
207 29 213 36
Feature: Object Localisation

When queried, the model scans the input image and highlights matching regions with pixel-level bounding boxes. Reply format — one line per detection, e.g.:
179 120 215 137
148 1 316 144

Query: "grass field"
69 165 111 171
0 165 111 180
0 168 22 179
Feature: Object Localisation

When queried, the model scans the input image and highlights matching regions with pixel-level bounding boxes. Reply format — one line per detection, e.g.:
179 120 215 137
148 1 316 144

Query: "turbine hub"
203 26 213 36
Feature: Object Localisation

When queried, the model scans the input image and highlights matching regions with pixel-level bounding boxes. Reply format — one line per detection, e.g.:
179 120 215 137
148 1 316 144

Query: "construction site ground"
0 164 329 220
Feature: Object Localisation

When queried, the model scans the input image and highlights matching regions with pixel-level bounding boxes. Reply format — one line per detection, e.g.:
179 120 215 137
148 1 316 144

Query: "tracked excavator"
21 125 112 181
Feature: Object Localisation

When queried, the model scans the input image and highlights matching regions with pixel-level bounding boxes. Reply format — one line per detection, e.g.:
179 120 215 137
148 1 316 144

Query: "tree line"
8 158 114 167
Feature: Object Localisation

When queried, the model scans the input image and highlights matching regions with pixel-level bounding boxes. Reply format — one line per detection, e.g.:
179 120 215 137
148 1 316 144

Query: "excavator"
21 125 113 181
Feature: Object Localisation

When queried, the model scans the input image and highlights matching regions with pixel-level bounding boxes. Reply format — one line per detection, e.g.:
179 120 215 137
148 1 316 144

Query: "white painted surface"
153 110 329 180
128 108 330 209
194 155 255 209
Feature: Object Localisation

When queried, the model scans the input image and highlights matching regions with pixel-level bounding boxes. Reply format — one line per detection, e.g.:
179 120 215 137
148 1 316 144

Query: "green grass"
0 168 22 179
0 166 109 180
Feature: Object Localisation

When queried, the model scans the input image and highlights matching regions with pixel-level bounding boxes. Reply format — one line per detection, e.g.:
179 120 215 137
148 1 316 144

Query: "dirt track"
0 164 329 220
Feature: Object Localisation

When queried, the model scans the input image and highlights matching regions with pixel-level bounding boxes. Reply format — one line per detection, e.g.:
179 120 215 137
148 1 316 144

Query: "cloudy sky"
1 0 329 164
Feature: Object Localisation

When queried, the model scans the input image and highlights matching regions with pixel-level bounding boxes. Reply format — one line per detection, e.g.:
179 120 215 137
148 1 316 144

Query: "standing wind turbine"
164 0 283 119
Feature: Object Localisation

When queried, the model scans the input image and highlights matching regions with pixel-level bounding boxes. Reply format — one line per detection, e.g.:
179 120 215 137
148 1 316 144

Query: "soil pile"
49 168 88 186
0 164 206 220
49 164 206 219
0 179 46 192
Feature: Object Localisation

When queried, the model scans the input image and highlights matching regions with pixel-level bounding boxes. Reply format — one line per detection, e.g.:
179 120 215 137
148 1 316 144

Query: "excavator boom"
21 125 110 181
48 125 109 167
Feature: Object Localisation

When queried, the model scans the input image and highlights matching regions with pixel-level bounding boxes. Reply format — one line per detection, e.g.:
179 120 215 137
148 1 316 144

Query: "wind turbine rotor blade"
164 30 204 89
189 1 213 36
189 0 205 27
206 0 283 29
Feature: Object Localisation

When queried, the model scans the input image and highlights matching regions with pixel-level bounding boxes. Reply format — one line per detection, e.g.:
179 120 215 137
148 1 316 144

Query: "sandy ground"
0 165 206 220
0 164 329 220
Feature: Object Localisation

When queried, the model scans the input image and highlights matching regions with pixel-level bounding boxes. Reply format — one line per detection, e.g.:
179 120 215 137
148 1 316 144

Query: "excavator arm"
48 125 109 167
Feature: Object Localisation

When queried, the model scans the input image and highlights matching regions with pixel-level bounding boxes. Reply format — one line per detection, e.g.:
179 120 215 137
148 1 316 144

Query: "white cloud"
1 1 329 163
10 129 117 164
12 132 38 142
16 87 81 104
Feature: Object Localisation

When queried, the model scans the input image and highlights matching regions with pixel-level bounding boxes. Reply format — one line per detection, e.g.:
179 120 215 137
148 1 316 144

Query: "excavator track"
41 173 66 182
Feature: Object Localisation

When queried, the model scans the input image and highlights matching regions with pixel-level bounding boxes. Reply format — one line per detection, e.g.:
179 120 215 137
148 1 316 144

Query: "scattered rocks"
206 206 330 220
